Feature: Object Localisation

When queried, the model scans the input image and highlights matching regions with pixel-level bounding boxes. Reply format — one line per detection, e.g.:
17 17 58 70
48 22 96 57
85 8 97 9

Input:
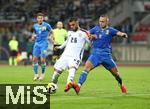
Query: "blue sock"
78 71 88 86
33 63 38 74
41 62 46 74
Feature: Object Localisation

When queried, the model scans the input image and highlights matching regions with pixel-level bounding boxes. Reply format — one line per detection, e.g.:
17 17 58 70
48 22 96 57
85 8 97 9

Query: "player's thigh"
40 43 48 58
33 44 41 57
40 57 46 63
54 56 68 71
68 57 81 69
33 56 38 63
84 61 94 72
86 54 101 71
102 58 117 71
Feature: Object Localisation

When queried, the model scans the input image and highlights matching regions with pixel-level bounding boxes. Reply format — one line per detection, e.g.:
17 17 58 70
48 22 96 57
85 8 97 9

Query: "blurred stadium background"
0 0 150 65
0 1 150 109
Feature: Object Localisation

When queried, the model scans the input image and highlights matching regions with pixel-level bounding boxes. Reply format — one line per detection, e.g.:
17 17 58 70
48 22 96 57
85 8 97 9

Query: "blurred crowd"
0 0 140 62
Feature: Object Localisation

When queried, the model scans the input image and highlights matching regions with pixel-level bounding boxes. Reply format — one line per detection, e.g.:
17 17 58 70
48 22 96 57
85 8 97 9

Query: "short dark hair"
99 14 109 22
69 17 78 22
100 14 109 18
37 12 44 17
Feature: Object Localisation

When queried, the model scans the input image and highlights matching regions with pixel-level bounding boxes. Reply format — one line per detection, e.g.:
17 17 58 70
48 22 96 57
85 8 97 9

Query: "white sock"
67 68 76 84
51 71 60 84
78 83 81 87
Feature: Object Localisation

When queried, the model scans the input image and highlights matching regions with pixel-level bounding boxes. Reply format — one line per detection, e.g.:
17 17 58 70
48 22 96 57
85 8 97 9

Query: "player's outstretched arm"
57 40 67 49
54 39 68 51
117 32 128 38
54 41 67 51
84 30 97 41
89 34 97 41
53 46 60 51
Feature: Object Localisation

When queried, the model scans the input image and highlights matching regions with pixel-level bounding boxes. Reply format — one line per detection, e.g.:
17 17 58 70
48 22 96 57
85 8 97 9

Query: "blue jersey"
33 22 52 43
89 26 119 54
87 26 119 69
33 22 52 58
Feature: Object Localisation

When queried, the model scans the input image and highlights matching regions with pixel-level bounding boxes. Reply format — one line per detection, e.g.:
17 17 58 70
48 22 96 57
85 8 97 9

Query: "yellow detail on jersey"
42 26 47 31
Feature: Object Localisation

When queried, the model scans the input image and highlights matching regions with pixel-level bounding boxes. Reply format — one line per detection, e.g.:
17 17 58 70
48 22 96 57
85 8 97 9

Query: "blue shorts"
87 52 117 70
33 42 48 58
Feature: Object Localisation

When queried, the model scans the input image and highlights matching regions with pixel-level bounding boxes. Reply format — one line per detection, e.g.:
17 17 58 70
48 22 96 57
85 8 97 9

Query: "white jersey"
54 29 89 71
61 29 89 59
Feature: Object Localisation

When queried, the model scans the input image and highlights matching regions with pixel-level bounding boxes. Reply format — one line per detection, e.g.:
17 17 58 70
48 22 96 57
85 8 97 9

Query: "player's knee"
83 65 91 72
41 60 45 64
54 68 62 74
84 62 93 72
40 58 45 64
110 67 118 73
33 57 38 63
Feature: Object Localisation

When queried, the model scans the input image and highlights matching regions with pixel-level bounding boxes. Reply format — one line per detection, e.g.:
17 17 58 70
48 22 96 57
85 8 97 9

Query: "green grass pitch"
0 65 150 109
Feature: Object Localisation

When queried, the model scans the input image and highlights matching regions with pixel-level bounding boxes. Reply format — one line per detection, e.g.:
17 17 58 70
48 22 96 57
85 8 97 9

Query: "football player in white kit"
47 17 90 93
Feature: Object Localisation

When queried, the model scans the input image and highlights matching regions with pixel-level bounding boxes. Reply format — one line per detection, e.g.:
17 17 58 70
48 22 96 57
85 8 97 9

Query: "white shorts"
54 55 81 71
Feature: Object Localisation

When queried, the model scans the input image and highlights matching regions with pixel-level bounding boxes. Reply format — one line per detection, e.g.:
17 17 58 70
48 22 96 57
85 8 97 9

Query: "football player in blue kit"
69 15 128 94
32 13 53 80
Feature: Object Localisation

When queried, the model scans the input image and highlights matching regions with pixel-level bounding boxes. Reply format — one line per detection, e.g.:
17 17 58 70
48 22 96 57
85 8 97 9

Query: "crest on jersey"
105 30 109 35
99 34 102 39
42 26 47 31
79 33 82 37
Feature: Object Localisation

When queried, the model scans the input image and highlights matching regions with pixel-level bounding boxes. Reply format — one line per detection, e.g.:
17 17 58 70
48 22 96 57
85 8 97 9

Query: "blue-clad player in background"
32 13 53 80
69 15 127 94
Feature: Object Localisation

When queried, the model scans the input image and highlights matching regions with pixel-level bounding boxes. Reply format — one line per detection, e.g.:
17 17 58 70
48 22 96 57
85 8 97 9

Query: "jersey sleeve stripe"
80 28 90 39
